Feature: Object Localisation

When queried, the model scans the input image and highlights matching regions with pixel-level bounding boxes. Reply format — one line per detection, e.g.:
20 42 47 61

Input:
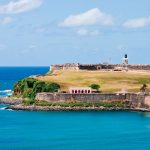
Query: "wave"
0 107 7 110
6 108 13 111
7 93 13 96
0 107 13 111
0 90 13 96
0 90 12 93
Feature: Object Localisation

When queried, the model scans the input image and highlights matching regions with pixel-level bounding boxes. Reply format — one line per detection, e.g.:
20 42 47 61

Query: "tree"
42 83 60 92
13 78 61 99
89 84 100 92
140 84 148 93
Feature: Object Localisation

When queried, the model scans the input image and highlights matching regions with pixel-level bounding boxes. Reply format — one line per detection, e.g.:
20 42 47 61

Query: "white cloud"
59 8 114 27
1 17 15 24
77 29 99 36
123 17 150 28
0 0 43 14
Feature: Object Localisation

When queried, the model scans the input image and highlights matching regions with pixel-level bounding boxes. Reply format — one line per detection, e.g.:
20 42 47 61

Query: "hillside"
35 70 150 93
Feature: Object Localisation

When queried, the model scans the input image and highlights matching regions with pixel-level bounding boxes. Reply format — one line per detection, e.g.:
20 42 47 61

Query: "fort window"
97 66 101 70
69 87 92 94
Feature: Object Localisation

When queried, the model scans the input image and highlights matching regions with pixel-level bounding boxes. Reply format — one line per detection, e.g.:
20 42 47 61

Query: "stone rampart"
35 93 150 109
0 97 23 104
128 65 150 70
126 93 145 108
36 93 126 102
51 63 150 71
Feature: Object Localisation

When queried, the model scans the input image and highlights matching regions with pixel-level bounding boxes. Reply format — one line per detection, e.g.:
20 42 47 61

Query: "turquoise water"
0 107 150 150
0 67 150 149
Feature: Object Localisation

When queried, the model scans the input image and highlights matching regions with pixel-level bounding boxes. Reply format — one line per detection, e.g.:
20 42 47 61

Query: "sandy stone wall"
143 96 150 108
128 65 150 70
0 97 23 104
35 93 150 109
36 93 126 102
126 93 145 108
51 64 150 71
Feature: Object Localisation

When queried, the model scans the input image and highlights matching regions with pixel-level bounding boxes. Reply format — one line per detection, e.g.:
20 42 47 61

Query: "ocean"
0 67 150 150
0 67 49 97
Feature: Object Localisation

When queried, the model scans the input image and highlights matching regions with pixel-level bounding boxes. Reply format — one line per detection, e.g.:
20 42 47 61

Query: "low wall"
36 93 126 102
35 93 150 109
126 93 145 108
128 65 150 70
0 97 23 105
52 64 150 71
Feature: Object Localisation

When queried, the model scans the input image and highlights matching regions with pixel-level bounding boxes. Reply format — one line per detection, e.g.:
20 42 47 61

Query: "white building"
69 87 92 94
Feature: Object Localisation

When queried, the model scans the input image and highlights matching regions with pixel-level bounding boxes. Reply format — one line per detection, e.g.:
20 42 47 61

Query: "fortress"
51 55 150 71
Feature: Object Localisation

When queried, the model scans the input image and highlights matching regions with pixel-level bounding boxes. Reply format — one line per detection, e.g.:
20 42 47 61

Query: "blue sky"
0 0 150 66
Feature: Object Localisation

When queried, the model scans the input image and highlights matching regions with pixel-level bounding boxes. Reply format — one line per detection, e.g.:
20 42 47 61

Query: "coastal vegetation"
36 70 150 92
140 84 148 93
89 84 100 92
14 78 60 99
23 99 128 108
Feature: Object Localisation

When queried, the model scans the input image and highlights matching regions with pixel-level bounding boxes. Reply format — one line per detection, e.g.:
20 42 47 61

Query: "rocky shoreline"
8 104 150 112
9 104 124 111
1 97 150 112
0 97 23 105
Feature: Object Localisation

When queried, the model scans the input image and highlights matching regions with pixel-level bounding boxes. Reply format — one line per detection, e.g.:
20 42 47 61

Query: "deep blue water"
0 67 49 96
0 67 150 150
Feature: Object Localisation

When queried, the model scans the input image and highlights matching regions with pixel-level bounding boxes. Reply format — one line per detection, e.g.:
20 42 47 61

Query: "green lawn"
36 70 150 93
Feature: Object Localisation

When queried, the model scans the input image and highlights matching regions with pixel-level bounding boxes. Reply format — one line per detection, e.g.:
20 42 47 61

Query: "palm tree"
140 84 148 93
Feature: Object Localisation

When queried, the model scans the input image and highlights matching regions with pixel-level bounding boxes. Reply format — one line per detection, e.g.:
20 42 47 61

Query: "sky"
0 0 150 66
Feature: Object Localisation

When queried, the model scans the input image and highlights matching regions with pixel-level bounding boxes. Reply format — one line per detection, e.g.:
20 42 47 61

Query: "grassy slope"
36 70 150 93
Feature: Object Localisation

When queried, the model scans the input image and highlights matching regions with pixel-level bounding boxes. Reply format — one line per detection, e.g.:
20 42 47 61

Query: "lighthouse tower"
123 54 128 71
123 54 128 65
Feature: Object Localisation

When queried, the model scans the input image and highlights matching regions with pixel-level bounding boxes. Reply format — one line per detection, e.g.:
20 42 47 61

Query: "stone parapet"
35 93 150 109
35 93 126 102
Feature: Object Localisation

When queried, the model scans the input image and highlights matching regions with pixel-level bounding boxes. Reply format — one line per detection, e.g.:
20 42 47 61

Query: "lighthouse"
123 54 128 71
123 54 128 65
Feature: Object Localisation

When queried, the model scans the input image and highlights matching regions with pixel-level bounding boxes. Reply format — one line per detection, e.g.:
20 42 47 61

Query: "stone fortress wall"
50 54 150 71
127 64 150 70
36 93 126 102
51 63 150 71
35 93 150 109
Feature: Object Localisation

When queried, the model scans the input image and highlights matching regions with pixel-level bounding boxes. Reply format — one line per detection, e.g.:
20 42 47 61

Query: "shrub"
26 78 37 88
42 83 60 92
23 99 35 106
35 100 50 106
89 84 100 91
33 81 46 93
140 83 148 92
13 78 61 99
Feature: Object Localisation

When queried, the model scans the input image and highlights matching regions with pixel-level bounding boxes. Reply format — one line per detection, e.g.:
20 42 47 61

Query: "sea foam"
0 90 13 96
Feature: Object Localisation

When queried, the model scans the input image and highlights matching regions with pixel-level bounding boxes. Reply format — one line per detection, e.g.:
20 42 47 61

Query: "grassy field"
36 70 150 93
